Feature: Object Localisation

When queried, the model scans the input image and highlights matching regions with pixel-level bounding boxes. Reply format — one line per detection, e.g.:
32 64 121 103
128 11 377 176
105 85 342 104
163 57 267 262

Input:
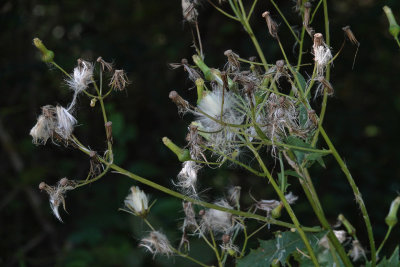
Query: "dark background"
1 0 400 266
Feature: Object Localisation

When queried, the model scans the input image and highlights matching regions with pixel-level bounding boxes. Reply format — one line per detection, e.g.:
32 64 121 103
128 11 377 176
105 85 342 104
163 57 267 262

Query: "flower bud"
385 196 400 228
338 214 356 237
33 38 54 63
383 6 400 39
90 98 97 107
271 203 283 218
162 137 191 162
195 78 205 104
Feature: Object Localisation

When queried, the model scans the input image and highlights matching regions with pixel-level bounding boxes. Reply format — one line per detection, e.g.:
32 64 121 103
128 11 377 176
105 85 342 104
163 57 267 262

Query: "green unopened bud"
195 78 205 104
192 55 235 88
33 38 54 63
271 259 280 267
383 6 400 39
338 214 356 237
385 196 400 228
271 203 283 218
192 55 213 81
162 137 191 162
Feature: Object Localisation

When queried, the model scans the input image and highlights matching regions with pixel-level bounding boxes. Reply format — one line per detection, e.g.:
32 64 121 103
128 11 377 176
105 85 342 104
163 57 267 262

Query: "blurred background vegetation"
1 0 400 266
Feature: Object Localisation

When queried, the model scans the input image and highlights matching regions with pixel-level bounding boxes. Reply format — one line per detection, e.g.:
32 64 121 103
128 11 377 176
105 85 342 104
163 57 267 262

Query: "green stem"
270 0 300 42
247 143 320 267
319 126 376 266
376 226 393 257
70 136 320 232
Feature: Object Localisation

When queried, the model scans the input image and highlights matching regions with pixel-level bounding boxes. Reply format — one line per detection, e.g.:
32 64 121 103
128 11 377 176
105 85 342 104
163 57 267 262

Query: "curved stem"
319 126 376 266
376 226 393 257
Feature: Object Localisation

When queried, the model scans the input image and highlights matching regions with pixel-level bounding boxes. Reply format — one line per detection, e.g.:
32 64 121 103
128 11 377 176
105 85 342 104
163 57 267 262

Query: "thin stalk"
296 26 306 71
247 143 320 266
71 134 321 232
270 0 300 42
247 0 259 20
319 126 376 266
207 0 240 21
376 226 393 257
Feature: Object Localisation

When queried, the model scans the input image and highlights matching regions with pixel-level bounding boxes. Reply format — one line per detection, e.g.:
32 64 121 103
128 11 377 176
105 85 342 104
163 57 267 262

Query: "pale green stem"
246 142 320 267
376 226 393 257
71 134 320 232
270 0 300 42
319 125 376 266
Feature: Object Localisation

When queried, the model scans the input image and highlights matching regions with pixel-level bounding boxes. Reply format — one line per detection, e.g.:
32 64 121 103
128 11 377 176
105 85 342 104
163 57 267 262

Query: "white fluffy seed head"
177 161 200 196
30 115 53 145
349 240 366 261
139 231 173 258
124 186 149 216
30 105 77 145
67 60 93 93
196 89 244 157
55 106 77 139
200 199 234 235
313 45 332 76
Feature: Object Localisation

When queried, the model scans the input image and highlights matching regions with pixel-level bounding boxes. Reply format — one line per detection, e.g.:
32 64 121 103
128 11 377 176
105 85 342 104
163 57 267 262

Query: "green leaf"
285 136 310 163
237 231 326 267
305 152 326 168
366 246 399 267
299 103 309 127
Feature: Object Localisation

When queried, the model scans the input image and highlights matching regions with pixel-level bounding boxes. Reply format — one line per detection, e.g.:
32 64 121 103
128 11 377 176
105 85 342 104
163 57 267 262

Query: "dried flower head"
169 90 190 115
319 230 347 249
349 240 366 261
139 231 173 258
315 76 334 99
97 56 113 72
182 201 198 232
176 160 200 195
182 0 198 23
195 88 244 157
30 105 76 145
124 186 149 217
342 26 359 47
228 186 241 207
262 11 279 39
224 50 240 71
39 178 76 222
303 2 312 27
312 33 332 76
109 69 130 91
67 59 93 93
169 58 201 83
199 199 237 235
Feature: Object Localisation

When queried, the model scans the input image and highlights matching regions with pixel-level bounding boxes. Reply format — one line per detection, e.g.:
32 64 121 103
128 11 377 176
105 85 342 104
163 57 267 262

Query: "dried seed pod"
105 121 113 143
276 60 285 73
262 11 279 39
303 2 312 28
224 49 240 71
342 26 359 46
182 0 198 23
169 90 190 114
96 57 113 72
317 76 334 95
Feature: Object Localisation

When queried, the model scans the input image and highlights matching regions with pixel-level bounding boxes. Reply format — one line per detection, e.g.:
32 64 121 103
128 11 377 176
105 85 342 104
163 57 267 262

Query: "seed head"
97 57 113 72
109 69 130 91
124 186 149 217
224 50 240 71
199 199 237 235
67 59 93 93
342 26 359 46
349 240 366 261
169 90 190 115
177 160 200 195
182 0 198 23
303 2 312 28
39 178 76 222
139 231 173 258
262 11 279 39
312 33 332 76
182 201 198 232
